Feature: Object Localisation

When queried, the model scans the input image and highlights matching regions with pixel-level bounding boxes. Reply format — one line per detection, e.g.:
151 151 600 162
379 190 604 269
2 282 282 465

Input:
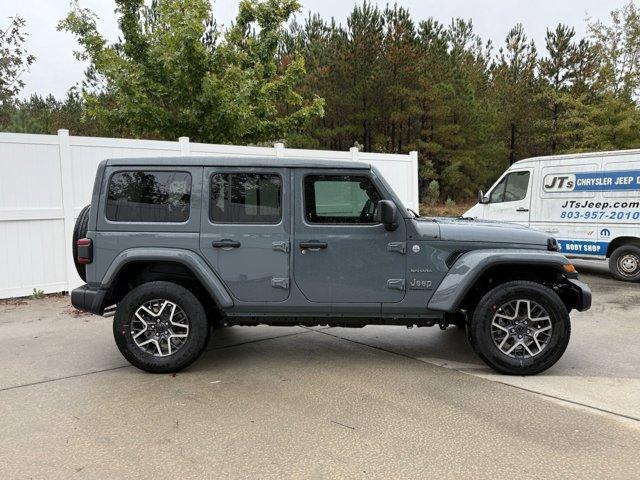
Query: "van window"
106 171 191 222
304 175 381 224
210 173 282 224
489 171 530 203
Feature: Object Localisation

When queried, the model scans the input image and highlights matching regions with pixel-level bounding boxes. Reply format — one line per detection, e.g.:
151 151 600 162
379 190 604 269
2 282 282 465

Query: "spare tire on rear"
72 205 91 282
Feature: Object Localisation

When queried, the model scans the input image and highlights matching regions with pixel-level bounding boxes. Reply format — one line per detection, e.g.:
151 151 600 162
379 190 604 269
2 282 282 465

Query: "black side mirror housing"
376 200 398 231
478 190 488 204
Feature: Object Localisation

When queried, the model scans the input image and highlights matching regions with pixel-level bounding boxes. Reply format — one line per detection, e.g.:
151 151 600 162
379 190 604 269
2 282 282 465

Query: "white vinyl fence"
0 130 419 299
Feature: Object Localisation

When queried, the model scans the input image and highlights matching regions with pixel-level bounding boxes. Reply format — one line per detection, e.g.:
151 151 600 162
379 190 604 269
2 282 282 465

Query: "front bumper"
71 285 108 315
567 278 592 311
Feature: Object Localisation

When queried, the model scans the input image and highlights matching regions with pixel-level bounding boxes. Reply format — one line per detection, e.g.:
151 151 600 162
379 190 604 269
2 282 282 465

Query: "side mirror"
376 200 398 231
478 190 489 204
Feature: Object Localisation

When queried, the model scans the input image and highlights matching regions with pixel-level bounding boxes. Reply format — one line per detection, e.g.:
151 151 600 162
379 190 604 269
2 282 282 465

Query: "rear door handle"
212 239 241 249
516 207 529 212
299 241 327 251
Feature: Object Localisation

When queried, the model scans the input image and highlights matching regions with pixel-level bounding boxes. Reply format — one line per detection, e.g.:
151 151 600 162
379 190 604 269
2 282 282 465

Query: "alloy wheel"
130 299 190 357
491 299 552 359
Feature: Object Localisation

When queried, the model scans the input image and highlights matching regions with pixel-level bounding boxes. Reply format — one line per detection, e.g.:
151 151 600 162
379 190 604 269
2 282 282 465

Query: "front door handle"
299 241 328 251
516 207 529 212
212 239 241 249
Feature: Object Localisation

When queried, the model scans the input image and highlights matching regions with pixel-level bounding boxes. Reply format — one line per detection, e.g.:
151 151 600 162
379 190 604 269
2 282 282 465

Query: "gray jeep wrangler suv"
71 156 591 375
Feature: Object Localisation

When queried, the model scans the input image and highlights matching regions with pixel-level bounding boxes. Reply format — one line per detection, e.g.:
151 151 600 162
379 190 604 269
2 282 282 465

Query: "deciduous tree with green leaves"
0 15 35 122
58 0 324 143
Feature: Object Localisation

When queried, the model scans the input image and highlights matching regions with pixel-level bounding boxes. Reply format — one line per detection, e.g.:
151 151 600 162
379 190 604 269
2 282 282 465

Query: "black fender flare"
427 249 574 312
102 247 234 309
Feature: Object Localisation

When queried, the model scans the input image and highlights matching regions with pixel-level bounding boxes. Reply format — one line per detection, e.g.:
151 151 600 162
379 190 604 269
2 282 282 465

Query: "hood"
412 217 551 246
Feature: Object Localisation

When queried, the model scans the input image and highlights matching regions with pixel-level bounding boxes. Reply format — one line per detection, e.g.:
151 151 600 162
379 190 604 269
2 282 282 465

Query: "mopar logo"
543 174 576 192
600 228 611 237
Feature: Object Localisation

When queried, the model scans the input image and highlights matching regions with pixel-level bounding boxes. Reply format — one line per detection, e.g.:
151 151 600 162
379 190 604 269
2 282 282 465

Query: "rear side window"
489 171 530 203
210 173 282 224
304 175 381 224
106 171 191 222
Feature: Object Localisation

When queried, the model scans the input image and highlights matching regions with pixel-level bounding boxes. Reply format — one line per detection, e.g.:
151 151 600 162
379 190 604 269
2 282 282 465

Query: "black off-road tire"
113 281 210 373
469 281 571 375
609 244 640 282
72 205 91 282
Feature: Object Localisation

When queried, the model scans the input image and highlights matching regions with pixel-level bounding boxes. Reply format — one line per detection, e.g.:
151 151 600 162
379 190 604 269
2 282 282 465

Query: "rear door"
199 167 290 302
292 169 407 307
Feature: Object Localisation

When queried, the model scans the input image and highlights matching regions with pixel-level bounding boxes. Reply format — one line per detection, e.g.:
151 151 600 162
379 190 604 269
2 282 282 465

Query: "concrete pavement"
0 267 638 479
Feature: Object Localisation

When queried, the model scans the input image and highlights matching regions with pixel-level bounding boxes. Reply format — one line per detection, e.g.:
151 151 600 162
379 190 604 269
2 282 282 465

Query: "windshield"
370 167 408 214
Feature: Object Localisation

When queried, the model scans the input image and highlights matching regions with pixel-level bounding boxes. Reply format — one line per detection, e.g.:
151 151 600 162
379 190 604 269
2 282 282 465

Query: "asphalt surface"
0 261 638 479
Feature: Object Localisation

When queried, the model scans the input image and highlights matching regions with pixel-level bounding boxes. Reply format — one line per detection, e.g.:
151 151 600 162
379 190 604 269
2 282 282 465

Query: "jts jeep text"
71 157 591 375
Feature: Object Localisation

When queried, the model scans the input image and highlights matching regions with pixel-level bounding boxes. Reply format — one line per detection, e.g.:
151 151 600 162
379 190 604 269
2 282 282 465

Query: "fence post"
58 129 76 292
179 137 190 156
409 150 419 211
274 142 285 158
350 146 359 162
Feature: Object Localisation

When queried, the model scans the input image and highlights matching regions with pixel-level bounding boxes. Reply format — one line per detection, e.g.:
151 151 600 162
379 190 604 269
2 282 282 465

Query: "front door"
293 169 406 305
483 169 533 226
200 167 290 302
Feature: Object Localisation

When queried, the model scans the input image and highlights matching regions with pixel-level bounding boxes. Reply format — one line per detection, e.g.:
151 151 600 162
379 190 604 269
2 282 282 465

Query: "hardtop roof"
105 156 371 170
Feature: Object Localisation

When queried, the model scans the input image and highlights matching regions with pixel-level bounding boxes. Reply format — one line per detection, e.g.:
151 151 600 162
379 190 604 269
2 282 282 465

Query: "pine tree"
538 24 580 154
492 24 540 163
381 4 419 153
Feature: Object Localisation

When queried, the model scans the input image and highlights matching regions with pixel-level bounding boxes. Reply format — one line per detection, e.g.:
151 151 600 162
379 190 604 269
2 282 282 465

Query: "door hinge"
387 242 406 254
387 278 405 291
271 277 290 289
272 241 290 253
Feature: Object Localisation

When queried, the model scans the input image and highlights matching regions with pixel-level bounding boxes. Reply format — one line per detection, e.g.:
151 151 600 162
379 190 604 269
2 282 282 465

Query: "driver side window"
304 175 382 224
489 171 530 203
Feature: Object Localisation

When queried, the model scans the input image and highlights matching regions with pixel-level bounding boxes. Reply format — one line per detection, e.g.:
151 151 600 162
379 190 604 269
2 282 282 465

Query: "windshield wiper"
407 208 420 218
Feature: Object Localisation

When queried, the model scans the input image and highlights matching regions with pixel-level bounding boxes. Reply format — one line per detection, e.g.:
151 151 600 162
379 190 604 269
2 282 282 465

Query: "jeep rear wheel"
609 245 640 282
469 281 570 375
113 281 210 373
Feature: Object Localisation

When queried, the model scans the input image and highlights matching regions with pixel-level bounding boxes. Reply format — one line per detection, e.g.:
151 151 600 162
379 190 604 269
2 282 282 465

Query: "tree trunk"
509 122 516 164
552 102 558 154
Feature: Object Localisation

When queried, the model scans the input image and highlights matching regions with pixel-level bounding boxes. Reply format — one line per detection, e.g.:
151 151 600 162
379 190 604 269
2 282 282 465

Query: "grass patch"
419 201 475 218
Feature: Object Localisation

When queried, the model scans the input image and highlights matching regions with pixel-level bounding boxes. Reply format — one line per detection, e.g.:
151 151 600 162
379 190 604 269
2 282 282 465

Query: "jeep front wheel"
609 244 640 282
113 281 210 373
469 281 571 375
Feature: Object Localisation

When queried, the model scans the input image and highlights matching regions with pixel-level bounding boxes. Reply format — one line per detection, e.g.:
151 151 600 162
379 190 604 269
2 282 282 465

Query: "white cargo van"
464 149 640 282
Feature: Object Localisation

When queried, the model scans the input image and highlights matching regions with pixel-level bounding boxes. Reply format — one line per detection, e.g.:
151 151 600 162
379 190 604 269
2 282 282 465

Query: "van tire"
469 281 571 375
72 205 91 282
113 281 210 373
609 245 640 282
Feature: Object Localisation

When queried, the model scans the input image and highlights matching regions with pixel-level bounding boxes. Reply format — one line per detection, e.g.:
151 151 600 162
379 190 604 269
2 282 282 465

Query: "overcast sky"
3 0 635 99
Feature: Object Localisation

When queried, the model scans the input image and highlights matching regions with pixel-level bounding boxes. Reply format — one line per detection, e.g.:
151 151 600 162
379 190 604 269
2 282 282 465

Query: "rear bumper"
71 285 108 315
567 278 592 312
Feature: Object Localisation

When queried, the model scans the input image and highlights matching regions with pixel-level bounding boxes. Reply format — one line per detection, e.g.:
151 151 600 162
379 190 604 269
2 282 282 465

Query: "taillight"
77 238 93 264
